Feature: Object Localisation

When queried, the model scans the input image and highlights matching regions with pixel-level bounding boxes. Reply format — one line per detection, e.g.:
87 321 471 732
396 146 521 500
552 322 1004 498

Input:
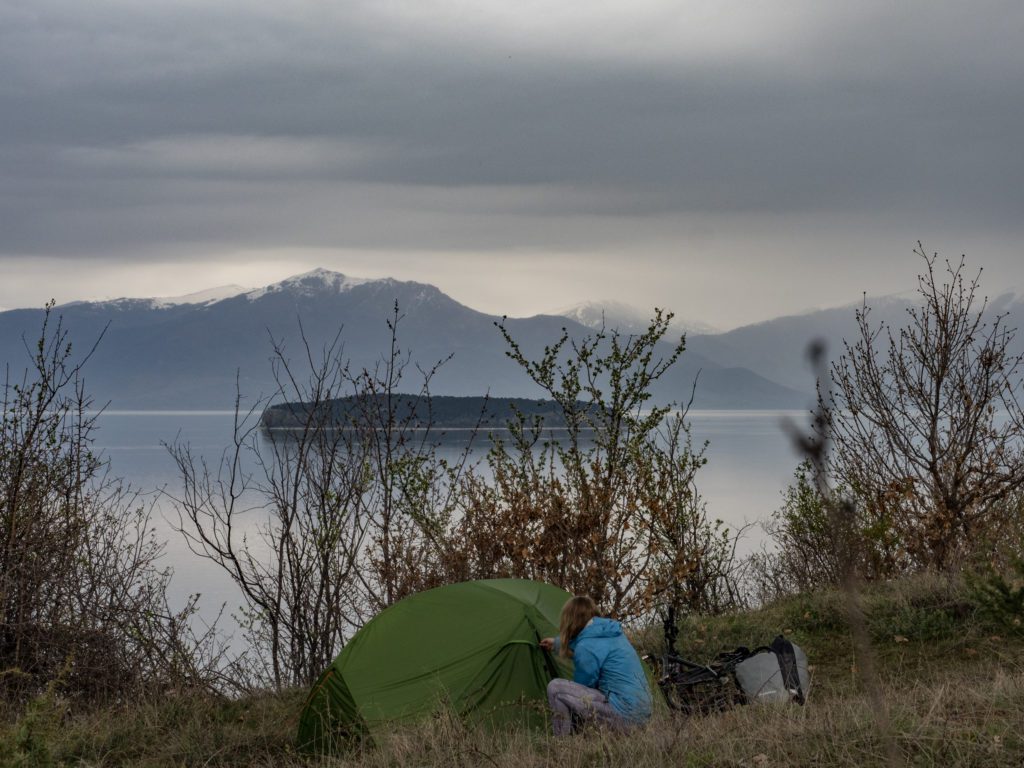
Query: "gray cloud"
2 0 1023 327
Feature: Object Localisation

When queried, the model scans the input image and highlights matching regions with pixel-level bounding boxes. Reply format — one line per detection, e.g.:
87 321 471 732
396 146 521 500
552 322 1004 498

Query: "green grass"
4 574 1023 767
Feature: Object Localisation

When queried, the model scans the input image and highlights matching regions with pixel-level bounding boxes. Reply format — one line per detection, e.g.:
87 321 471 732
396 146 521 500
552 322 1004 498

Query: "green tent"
298 579 573 751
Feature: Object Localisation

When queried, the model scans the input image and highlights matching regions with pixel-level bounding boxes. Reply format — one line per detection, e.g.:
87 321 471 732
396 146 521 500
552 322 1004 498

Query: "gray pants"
546 678 631 736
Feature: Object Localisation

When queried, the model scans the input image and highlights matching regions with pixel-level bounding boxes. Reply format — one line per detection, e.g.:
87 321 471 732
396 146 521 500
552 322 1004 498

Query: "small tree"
826 244 1024 572
446 311 738 620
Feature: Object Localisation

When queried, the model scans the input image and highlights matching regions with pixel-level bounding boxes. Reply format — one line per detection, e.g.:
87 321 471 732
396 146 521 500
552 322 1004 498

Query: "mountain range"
2 269 1019 410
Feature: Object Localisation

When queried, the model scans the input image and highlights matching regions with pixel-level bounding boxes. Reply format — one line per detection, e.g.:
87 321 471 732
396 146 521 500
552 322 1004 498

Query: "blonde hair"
558 595 597 658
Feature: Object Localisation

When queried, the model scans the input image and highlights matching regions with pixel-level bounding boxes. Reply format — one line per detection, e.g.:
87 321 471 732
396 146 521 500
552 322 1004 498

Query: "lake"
92 409 812 624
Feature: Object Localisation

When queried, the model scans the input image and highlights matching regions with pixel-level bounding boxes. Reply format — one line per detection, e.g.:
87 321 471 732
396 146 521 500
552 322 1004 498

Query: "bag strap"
769 635 805 704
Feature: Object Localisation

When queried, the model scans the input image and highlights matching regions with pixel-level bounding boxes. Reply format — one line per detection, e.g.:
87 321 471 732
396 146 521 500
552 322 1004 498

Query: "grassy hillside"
5 575 1022 767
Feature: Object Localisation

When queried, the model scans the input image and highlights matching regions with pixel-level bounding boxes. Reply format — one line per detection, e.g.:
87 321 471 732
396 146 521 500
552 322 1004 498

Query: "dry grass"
355 672 1024 768
4 574 1022 767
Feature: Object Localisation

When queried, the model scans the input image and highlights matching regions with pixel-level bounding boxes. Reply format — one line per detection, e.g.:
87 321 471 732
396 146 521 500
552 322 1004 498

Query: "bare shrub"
444 311 739 620
826 244 1024 573
759 245 1024 597
0 306 219 704
340 338 476 614
167 306 471 690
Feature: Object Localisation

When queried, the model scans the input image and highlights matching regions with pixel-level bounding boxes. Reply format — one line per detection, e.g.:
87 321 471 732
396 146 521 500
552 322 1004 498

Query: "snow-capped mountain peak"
245 268 379 301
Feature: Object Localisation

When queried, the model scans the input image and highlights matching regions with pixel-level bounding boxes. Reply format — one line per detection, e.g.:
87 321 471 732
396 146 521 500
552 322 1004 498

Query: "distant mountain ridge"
556 300 719 336
1 269 819 410
59 284 250 311
686 289 1024 394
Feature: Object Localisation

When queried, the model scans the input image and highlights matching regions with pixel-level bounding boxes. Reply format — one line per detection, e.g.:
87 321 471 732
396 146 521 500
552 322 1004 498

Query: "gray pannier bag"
733 635 810 705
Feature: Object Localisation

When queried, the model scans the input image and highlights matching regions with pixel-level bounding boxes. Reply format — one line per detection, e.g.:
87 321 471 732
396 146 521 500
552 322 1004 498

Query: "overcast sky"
2 0 1022 328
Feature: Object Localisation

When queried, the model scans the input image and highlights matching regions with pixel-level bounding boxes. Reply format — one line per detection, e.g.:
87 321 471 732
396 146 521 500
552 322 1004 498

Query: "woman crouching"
540 595 652 735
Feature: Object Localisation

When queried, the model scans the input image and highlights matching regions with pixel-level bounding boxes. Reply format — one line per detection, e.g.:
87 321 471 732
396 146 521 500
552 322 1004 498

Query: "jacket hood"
572 617 623 645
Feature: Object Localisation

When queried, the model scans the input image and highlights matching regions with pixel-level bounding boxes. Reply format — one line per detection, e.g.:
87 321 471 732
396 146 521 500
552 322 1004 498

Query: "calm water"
92 410 810 622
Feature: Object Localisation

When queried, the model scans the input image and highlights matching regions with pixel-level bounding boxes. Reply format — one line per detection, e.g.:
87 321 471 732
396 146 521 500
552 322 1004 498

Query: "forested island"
260 395 592 429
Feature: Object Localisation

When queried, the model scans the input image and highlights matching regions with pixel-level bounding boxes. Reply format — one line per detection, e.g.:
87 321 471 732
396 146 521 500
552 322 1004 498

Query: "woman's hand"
539 637 555 651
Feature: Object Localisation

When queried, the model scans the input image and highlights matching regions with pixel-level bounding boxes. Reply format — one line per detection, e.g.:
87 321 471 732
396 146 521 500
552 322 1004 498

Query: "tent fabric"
298 579 574 751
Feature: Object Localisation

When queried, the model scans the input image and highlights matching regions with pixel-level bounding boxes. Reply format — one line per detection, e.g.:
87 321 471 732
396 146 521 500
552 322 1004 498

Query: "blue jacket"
565 618 653 722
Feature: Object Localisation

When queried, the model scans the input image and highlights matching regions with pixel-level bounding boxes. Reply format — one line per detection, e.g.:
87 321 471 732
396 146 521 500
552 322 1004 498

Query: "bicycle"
642 606 746 715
